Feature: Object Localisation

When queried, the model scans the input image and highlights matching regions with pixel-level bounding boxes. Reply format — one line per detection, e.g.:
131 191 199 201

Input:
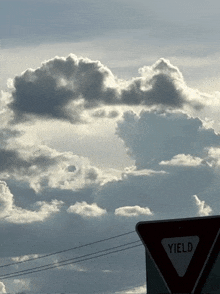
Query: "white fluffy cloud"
0 181 63 223
193 195 212 216
205 147 220 167
159 154 203 167
11 254 39 263
67 201 107 217
6 199 63 224
0 180 14 218
115 206 153 217
0 141 167 193
0 91 14 128
0 143 115 192
0 282 6 293
160 148 220 169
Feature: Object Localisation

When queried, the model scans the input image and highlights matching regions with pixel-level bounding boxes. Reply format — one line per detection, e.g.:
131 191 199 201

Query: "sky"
1 0 220 293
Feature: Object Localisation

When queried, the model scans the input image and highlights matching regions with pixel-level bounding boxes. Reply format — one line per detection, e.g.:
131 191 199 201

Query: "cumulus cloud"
122 58 190 108
205 147 220 167
0 180 14 218
115 206 153 217
0 282 6 293
193 195 212 216
3 53 220 294
116 111 220 169
9 54 118 123
8 55 208 124
0 143 112 192
67 201 107 217
0 138 167 192
88 109 220 219
159 147 220 169
159 154 203 167
11 254 39 263
0 181 63 223
7 199 63 224
0 90 14 127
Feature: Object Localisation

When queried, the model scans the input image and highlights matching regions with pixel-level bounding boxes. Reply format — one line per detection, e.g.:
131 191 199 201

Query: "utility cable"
0 241 142 280
0 230 135 269
0 240 141 279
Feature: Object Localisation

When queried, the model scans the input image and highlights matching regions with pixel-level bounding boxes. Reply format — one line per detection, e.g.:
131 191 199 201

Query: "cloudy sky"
1 0 220 293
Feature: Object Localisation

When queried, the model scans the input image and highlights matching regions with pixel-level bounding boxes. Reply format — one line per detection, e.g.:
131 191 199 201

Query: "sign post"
136 215 220 293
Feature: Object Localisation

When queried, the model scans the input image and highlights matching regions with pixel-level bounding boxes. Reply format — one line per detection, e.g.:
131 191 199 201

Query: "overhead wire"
0 230 136 269
0 241 142 280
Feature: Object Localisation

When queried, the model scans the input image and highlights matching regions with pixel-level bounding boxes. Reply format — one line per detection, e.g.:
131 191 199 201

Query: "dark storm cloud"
9 55 201 123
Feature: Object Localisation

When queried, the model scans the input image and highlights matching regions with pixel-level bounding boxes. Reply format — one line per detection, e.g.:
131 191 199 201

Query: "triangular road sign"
136 215 220 294
161 235 199 277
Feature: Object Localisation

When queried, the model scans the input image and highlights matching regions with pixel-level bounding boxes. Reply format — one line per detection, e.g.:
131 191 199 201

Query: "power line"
0 230 135 269
0 240 141 279
1 244 142 280
0 241 142 280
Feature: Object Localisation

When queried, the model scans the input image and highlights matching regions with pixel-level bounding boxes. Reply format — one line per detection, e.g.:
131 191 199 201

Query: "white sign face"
161 236 200 277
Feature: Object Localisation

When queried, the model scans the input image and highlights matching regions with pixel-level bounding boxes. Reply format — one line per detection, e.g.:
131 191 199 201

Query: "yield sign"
161 235 199 277
136 215 220 294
